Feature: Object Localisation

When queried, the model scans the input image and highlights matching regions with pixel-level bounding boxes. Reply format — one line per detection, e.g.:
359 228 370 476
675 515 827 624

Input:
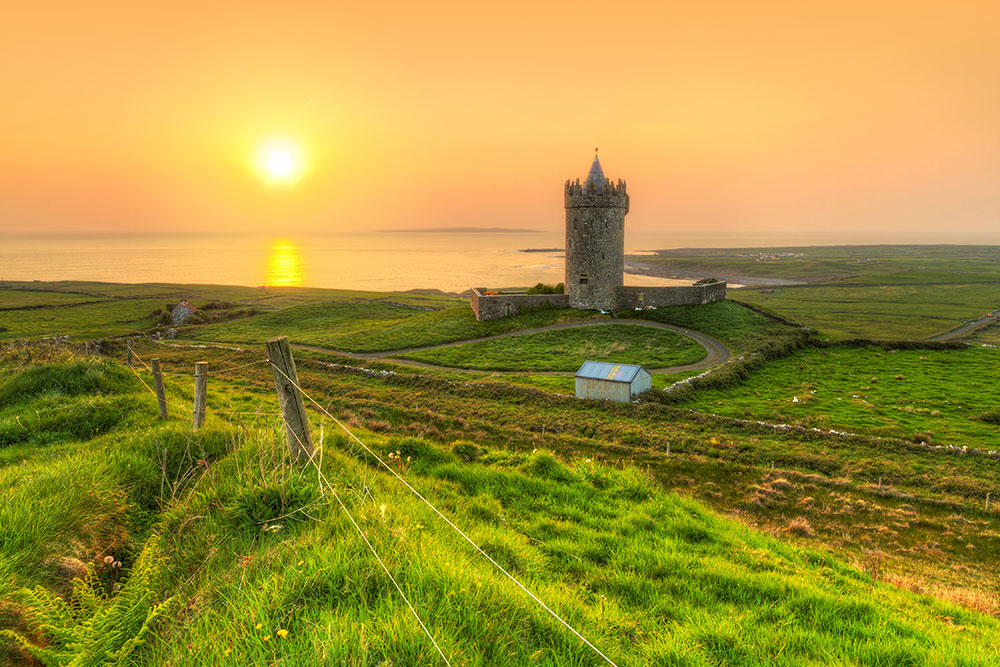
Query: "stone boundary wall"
617 281 727 309
470 288 569 321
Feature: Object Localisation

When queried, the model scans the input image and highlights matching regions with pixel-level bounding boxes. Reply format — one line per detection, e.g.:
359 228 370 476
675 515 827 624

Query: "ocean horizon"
0 230 705 293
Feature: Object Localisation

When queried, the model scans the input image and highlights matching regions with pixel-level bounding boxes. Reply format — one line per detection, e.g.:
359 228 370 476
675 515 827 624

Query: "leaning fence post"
192 361 208 431
265 336 314 461
151 358 169 420
127 338 136 367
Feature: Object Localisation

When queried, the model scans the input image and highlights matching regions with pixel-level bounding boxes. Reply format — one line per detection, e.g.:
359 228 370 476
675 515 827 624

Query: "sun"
256 138 304 183
265 150 294 178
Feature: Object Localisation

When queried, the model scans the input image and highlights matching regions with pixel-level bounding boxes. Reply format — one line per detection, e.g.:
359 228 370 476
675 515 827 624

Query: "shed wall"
630 370 653 396
575 377 631 402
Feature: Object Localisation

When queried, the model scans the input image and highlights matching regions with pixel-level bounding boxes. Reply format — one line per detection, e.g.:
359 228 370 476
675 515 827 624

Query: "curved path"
291 319 731 376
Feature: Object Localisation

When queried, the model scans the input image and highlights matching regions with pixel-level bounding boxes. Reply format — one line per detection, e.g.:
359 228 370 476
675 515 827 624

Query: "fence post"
265 336 314 461
151 358 169 420
192 361 208 431
127 338 136 367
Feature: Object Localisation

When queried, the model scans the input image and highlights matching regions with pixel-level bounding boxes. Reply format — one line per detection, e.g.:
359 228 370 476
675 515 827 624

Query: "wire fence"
6 336 618 666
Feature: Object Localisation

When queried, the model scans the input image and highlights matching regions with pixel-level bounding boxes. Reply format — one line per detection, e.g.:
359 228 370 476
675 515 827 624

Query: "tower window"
579 274 589 285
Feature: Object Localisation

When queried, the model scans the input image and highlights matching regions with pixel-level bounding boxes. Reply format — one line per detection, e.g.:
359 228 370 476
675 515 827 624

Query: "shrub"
974 410 1000 425
228 480 318 530
526 282 564 295
451 440 481 463
787 517 814 536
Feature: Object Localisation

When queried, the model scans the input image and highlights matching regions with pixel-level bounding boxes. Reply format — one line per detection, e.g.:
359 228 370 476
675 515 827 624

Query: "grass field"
967 321 1000 346
631 245 1000 283
196 304 606 352
2 354 999 665
676 344 1000 447
733 284 1000 339
395 324 706 371
628 246 1000 340
0 282 463 342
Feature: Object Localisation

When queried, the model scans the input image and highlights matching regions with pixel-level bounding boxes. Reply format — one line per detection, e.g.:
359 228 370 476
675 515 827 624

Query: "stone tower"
564 153 629 311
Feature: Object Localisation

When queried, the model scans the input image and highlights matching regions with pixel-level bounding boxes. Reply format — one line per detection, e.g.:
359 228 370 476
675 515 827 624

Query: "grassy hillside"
190 303 611 353
674 344 1000 447
2 355 999 665
0 282 463 342
395 324 706 372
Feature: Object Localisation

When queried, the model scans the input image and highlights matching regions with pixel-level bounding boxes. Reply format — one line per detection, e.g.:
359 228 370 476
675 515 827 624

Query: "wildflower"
113 583 121 591
112 561 121 569
255 623 262 630
263 635 272 642
297 560 304 566
224 648 231 656
276 629 289 639
103 556 114 564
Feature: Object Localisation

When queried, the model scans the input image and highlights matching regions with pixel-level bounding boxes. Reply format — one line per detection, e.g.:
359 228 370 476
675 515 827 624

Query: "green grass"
395 324 706 371
627 300 797 353
0 289 99 309
0 281 463 342
676 344 1000 447
192 303 608 353
2 357 999 665
967 321 1000 346
734 284 1000 339
632 245 1000 283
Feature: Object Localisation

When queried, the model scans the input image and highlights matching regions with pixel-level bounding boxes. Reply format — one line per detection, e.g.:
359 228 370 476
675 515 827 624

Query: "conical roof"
584 154 606 193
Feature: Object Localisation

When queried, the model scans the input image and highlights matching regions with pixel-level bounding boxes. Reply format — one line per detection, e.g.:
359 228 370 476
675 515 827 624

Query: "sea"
0 230 703 293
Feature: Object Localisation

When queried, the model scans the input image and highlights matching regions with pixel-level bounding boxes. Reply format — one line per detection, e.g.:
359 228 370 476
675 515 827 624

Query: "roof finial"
595 146 598 154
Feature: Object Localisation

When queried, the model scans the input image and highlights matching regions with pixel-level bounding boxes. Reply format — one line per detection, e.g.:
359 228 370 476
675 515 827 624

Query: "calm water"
0 231 696 292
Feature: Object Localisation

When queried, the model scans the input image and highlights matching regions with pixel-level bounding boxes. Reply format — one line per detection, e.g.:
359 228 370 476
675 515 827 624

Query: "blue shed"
575 361 652 402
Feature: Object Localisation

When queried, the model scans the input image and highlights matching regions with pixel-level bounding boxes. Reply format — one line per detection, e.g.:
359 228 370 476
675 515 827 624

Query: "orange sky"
2 1 999 243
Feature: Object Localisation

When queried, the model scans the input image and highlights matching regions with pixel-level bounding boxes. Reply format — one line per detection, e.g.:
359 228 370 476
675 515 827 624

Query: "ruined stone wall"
470 288 570 321
616 281 727 309
565 180 628 312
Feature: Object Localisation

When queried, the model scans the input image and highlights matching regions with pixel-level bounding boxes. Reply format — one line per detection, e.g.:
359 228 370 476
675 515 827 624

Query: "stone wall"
616 281 727 309
470 288 569 321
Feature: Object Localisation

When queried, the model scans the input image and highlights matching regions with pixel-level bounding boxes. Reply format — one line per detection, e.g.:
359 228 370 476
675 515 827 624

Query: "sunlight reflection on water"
266 240 303 287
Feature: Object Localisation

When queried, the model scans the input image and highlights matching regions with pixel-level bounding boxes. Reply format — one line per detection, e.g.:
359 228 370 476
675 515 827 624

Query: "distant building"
575 361 652 402
171 299 197 325
471 152 727 320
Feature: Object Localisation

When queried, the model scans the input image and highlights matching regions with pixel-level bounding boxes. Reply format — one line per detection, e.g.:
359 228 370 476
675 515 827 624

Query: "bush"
451 440 481 463
973 410 1000 425
525 282 564 295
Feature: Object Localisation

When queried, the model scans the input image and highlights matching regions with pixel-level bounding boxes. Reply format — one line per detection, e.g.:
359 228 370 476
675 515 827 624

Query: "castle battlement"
468 151 726 320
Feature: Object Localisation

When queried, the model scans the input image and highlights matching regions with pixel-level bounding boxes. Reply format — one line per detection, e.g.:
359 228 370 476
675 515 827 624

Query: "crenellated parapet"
564 178 629 211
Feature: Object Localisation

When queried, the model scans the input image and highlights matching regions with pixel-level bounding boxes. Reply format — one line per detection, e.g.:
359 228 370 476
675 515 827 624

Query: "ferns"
1 533 176 666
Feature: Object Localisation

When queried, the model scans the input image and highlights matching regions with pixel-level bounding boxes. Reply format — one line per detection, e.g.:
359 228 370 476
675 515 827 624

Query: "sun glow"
256 138 304 183
266 239 303 286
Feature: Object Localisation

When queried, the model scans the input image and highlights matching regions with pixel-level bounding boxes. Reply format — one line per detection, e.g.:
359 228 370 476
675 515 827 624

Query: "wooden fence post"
192 361 208 431
127 338 136 367
151 358 169 420
265 336 314 461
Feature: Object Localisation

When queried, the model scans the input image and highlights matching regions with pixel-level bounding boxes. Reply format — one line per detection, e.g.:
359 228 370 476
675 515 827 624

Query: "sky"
2 0 999 244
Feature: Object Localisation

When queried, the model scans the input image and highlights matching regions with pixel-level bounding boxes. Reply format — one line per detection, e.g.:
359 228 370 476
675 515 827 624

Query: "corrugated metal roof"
575 361 648 383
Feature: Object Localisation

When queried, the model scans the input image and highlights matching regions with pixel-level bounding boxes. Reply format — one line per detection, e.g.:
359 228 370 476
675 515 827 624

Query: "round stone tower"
564 152 629 311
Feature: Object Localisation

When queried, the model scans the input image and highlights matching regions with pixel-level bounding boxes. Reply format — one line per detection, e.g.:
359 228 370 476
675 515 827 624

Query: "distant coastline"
380 226 541 234
519 247 563 253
